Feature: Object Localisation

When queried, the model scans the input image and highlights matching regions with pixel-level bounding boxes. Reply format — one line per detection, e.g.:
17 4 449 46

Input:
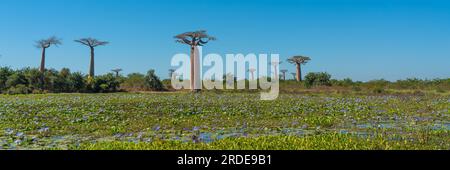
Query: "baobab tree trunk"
274 65 278 81
40 48 46 72
251 72 255 81
193 46 201 92
189 46 202 92
296 64 301 81
89 47 95 77
190 46 195 91
282 72 286 81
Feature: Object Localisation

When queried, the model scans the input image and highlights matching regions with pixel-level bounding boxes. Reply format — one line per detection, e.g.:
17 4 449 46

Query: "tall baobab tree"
288 56 311 81
271 61 281 80
280 69 288 80
111 68 123 77
36 36 62 72
174 30 215 92
74 38 109 78
248 68 256 81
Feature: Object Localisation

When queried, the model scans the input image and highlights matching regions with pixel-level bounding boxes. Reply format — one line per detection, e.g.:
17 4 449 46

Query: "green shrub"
121 73 146 91
91 73 121 93
305 72 332 88
69 72 86 92
6 72 28 89
372 87 385 94
6 84 30 95
0 67 13 92
144 69 165 91
352 86 362 92
331 78 354 87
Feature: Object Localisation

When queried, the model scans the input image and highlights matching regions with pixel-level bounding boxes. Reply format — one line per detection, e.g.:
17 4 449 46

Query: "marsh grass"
0 92 448 150
75 132 450 150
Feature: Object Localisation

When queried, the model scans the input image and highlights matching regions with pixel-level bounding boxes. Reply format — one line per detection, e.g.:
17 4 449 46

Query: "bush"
121 73 146 91
23 68 44 90
331 78 354 87
352 86 362 92
305 72 332 88
372 87 385 94
91 73 120 93
144 69 164 91
0 67 13 91
6 84 30 95
6 72 28 88
69 72 86 92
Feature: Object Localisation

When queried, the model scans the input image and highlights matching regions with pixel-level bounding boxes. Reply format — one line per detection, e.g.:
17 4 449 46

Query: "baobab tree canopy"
174 30 216 46
74 38 109 78
74 38 109 48
288 56 311 65
36 36 62 49
112 68 123 72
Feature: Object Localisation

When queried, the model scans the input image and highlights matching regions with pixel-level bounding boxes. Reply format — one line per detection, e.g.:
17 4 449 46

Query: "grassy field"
0 92 449 150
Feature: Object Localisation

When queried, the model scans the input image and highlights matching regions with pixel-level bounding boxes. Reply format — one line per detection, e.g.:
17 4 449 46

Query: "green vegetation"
0 92 448 150
304 72 332 88
0 67 166 94
76 132 450 150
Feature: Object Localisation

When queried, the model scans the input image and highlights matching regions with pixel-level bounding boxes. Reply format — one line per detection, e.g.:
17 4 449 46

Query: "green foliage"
121 73 146 91
75 132 450 150
69 72 86 92
0 67 13 91
6 84 30 95
0 93 448 150
305 72 332 88
90 73 121 93
0 67 120 94
144 69 165 91
0 66 448 94
331 78 354 87
6 71 28 88
23 68 44 90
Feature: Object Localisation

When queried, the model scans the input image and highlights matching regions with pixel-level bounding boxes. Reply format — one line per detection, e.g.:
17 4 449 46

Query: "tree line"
0 67 164 95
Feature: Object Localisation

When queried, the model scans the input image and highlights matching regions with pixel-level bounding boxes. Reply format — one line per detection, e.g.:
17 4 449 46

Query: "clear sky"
0 0 449 81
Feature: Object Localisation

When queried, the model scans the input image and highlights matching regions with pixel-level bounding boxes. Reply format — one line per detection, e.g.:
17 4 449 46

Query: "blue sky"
0 0 449 81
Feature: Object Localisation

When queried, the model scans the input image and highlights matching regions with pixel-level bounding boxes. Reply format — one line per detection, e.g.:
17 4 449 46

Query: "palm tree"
287 56 311 81
280 69 288 80
36 36 62 72
174 30 215 92
111 68 123 77
248 68 256 80
74 38 109 78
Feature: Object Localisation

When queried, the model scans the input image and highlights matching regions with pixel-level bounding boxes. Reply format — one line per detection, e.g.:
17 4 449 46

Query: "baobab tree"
36 36 62 72
174 30 215 92
288 56 311 81
74 38 109 78
271 61 281 80
248 68 256 81
168 69 176 79
280 69 288 80
111 68 123 77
